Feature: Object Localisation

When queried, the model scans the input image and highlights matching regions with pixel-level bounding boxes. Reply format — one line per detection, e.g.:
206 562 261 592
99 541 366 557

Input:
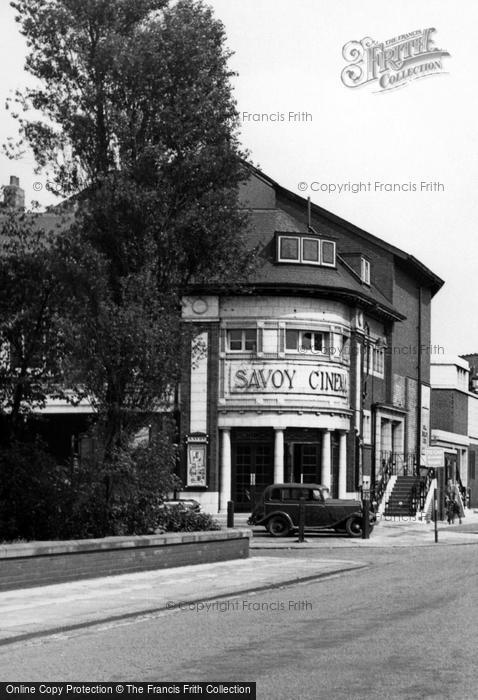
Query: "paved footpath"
246 507 478 549
0 556 365 644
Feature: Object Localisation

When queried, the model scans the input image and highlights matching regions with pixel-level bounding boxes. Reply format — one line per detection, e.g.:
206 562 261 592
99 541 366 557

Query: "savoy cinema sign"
226 361 348 398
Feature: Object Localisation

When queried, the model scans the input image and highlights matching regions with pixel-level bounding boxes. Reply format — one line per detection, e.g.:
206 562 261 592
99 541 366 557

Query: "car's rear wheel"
345 517 363 538
267 515 291 537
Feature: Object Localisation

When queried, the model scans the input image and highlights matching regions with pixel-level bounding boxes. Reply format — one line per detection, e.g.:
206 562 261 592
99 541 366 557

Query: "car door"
307 488 332 528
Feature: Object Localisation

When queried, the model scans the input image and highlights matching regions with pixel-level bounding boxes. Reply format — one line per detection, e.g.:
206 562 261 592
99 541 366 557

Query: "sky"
0 0 476 360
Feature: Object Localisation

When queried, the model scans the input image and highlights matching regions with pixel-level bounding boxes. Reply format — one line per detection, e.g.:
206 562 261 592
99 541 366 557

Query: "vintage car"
247 483 375 538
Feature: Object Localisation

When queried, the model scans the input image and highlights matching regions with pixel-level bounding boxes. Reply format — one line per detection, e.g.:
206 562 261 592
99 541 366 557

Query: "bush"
99 439 183 536
155 505 221 533
0 440 68 541
0 432 183 541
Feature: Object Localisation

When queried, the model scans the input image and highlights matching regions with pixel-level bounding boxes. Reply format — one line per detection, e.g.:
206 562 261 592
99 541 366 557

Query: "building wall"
431 389 468 436
467 393 478 507
391 266 431 384
216 295 352 419
468 443 478 507
468 393 478 440
431 360 469 389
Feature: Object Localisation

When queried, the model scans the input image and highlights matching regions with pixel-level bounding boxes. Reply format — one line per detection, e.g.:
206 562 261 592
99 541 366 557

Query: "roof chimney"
3 176 25 209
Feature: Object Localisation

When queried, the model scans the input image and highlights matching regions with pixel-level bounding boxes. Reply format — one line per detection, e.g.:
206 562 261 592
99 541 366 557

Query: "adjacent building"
429 356 471 506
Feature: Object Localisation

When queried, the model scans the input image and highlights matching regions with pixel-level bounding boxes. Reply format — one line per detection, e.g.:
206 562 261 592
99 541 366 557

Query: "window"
286 329 325 353
302 238 320 263
227 329 257 352
361 257 371 284
363 410 372 445
368 345 384 376
282 488 311 501
322 241 336 266
276 235 336 267
279 236 300 262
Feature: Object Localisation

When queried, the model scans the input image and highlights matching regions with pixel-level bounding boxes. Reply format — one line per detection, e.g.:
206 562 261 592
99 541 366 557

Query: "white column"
355 341 362 427
274 429 284 483
338 431 347 498
321 429 331 491
220 428 231 512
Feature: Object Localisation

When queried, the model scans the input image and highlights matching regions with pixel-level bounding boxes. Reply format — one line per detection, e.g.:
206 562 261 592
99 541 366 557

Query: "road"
1 545 477 699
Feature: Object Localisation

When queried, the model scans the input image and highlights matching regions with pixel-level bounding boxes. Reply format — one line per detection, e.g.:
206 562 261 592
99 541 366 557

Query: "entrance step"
383 475 420 517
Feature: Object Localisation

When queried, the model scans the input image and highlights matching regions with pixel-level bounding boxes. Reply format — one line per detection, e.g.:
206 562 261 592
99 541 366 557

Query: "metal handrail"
411 471 433 513
378 451 416 477
373 452 418 510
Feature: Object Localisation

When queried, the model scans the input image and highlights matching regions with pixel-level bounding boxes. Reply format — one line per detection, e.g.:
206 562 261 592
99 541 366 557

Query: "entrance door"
287 443 321 483
233 441 274 512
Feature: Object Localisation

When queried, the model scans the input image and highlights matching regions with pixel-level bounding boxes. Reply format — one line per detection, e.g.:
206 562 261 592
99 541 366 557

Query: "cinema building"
179 166 444 513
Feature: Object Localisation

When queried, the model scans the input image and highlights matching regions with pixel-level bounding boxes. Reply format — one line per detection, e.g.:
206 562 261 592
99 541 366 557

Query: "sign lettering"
228 362 348 398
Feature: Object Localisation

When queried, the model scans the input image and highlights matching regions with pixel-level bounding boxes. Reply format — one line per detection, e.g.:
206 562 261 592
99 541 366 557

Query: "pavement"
0 556 365 645
1 508 478 646
225 507 478 548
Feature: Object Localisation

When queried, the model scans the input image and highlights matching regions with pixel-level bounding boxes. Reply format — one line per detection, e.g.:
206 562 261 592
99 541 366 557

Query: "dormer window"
276 234 336 267
361 257 371 285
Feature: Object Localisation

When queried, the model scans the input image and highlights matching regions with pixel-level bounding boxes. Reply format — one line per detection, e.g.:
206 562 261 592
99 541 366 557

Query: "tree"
6 0 255 459
0 208 68 444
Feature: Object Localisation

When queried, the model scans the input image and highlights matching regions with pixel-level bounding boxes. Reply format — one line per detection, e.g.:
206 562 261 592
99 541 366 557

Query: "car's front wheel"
345 516 363 538
267 515 291 537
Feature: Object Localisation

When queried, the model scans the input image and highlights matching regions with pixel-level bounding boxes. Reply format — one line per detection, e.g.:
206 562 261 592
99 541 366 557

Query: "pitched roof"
244 209 405 322
244 163 444 297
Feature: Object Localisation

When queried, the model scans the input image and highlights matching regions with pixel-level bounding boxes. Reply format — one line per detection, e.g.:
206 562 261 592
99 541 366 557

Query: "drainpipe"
358 328 364 489
416 286 422 477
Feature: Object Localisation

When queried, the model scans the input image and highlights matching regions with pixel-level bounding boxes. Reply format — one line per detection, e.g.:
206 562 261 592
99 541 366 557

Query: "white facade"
183 294 360 512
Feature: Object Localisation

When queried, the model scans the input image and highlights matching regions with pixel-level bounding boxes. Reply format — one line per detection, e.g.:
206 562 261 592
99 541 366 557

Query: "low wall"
0 528 251 592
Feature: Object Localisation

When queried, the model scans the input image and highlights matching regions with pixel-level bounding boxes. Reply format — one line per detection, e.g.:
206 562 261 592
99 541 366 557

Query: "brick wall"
0 530 250 592
392 374 406 408
391 266 432 385
431 389 468 436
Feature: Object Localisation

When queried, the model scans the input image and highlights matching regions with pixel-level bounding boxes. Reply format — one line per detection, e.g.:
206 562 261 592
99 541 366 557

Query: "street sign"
425 447 445 468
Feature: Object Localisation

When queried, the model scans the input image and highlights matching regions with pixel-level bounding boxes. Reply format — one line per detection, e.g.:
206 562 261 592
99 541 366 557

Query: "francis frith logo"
341 28 450 92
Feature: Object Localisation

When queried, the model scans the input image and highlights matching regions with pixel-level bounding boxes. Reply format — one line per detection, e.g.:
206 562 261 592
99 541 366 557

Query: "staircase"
384 476 419 517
